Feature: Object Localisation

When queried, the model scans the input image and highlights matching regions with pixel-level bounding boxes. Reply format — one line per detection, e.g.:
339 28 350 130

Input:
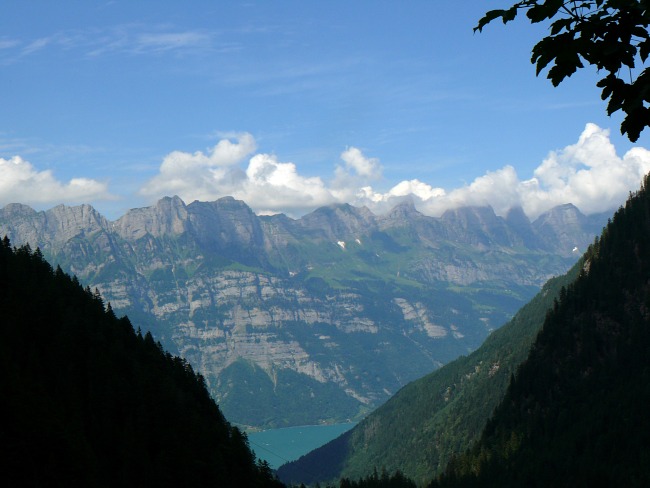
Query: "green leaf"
639 39 650 63
474 7 520 33
526 0 564 23
475 9 508 33
620 108 649 142
549 18 573 36
597 75 615 101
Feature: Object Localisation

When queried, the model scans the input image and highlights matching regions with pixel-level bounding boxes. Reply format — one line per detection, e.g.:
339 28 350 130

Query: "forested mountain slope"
277 259 580 485
429 176 650 487
0 238 282 488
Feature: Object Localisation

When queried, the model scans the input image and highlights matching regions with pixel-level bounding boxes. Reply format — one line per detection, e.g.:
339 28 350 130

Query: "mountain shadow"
0 238 283 488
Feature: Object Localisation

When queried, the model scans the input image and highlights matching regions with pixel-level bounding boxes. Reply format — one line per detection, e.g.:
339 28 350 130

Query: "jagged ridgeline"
278 254 581 485
0 197 607 428
426 181 650 485
0 238 282 487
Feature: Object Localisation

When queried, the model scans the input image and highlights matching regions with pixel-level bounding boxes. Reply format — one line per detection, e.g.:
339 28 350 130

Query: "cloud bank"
2 123 649 221
0 156 114 207
140 123 650 220
405 123 650 219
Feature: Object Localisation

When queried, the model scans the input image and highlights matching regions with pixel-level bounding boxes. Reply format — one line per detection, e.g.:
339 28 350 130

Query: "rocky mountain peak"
44 203 108 240
441 205 499 225
0 203 110 248
186 197 265 252
382 198 422 222
505 206 530 226
534 203 583 226
505 206 540 250
298 203 378 240
115 196 189 240
1 202 38 218
440 205 516 247
533 203 588 255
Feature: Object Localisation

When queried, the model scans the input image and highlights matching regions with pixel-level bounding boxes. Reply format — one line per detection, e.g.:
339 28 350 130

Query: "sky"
2 0 650 221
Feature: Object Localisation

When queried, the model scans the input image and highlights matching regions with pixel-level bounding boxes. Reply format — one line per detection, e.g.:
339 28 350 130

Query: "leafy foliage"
476 0 650 141
0 237 283 487
429 174 650 486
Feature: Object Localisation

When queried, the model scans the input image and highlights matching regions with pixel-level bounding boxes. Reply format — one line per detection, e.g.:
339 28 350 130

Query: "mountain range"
0 196 607 428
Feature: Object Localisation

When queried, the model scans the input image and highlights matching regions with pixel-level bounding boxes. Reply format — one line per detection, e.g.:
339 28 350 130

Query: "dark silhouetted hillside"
0 237 283 488
430 175 650 487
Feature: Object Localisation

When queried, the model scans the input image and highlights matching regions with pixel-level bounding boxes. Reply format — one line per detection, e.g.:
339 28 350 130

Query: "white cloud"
387 179 446 200
239 154 337 213
140 133 257 202
330 146 383 204
21 37 51 56
353 179 446 214
161 132 256 172
1 25 215 62
2 122 645 221
138 123 650 221
519 123 650 218
140 133 338 214
356 123 650 220
0 155 114 206
340 146 382 179
132 31 213 54
418 166 522 217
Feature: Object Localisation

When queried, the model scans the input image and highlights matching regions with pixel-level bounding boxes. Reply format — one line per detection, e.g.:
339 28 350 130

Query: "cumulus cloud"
139 132 257 202
238 153 336 213
328 146 384 204
354 179 446 214
355 123 650 220
417 165 523 217
339 146 382 179
139 124 650 220
140 133 338 214
0 155 114 207
4 123 645 220
520 123 650 218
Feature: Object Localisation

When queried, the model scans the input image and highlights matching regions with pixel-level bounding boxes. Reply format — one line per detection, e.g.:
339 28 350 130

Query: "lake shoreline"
247 422 358 469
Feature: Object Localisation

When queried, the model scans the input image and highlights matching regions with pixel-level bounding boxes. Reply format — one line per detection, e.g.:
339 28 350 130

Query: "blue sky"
1 0 649 221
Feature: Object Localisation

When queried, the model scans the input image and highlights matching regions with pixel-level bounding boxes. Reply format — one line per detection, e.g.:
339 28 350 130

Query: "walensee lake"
248 423 357 469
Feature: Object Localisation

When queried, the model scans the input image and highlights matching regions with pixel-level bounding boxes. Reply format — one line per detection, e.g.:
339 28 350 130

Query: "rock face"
0 196 608 428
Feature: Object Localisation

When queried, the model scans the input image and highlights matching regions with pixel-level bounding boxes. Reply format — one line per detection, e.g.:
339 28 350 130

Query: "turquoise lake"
247 422 357 469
